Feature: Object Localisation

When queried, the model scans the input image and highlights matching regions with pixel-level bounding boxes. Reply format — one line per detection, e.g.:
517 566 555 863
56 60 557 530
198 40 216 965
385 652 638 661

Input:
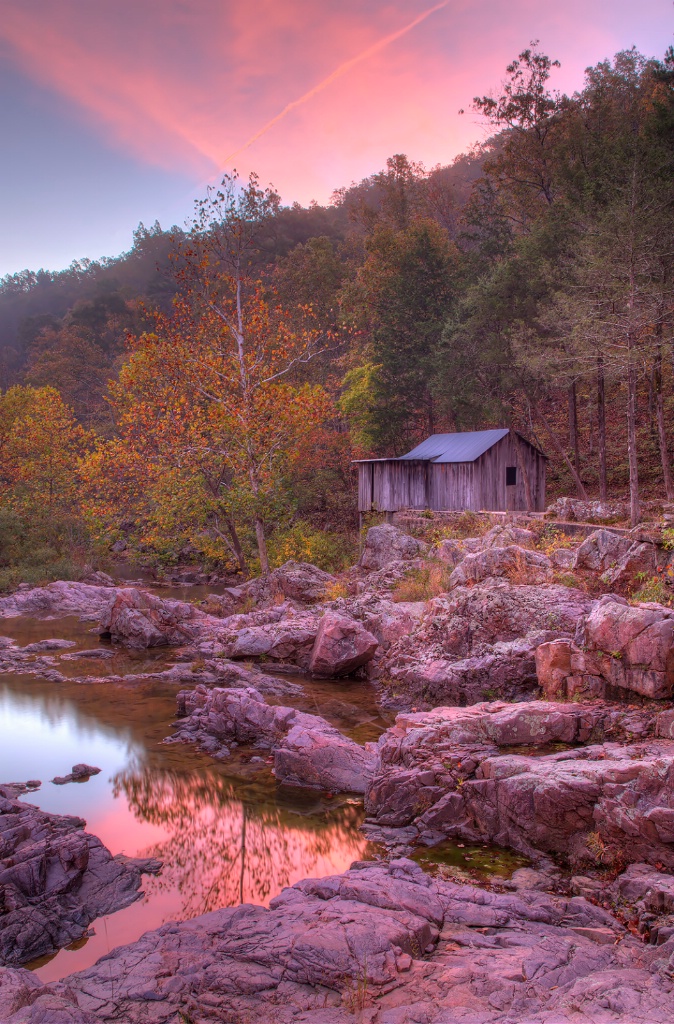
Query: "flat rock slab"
5 858 674 1023
365 700 674 867
0 785 144 966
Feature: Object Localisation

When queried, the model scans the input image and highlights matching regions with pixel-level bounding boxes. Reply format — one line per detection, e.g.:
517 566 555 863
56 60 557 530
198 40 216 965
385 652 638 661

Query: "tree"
175 173 342 570
344 219 462 450
84 173 338 574
473 43 564 222
0 385 92 532
551 49 674 522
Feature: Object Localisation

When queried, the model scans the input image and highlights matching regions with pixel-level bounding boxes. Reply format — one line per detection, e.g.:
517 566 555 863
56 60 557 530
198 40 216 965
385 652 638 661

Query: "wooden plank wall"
476 436 546 511
357 435 546 512
428 463 478 510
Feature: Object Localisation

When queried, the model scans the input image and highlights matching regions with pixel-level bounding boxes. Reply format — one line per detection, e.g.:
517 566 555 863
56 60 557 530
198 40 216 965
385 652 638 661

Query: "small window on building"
506 466 517 486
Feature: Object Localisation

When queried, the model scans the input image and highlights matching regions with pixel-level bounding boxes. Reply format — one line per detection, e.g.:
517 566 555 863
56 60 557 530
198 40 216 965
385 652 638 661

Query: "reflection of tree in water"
112 767 371 918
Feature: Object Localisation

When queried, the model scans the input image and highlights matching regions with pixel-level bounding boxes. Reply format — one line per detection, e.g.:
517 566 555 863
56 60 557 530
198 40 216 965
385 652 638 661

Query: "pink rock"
535 639 604 700
537 599 674 700
359 524 428 571
585 599 674 699
309 611 378 677
99 588 206 649
449 545 552 588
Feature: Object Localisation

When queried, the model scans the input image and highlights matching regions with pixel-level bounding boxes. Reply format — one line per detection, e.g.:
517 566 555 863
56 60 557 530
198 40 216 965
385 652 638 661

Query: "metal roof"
398 429 511 463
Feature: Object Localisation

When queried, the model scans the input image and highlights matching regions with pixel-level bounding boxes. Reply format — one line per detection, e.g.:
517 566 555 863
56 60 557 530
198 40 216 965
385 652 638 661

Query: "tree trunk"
531 397 589 499
648 363 656 438
654 345 674 501
568 382 580 473
226 518 248 577
597 356 608 503
255 518 270 574
627 338 640 527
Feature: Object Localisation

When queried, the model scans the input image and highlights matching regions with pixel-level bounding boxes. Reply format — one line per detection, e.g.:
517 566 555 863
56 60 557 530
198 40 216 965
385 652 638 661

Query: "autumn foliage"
81 292 335 574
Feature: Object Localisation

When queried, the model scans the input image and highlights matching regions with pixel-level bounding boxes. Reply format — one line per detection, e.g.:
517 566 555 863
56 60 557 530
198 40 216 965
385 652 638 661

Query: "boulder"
168 685 375 793
99 587 207 648
353 596 426 650
383 636 544 708
585 598 674 699
480 523 538 549
550 546 576 569
222 614 320 668
536 598 674 700
603 541 659 586
80 571 116 587
547 496 630 522
431 538 465 567
0 785 144 966
0 581 121 622
275 719 376 792
267 560 337 602
574 528 633 572
448 545 552 588
309 611 378 676
360 523 428 571
378 579 592 708
617 862 674 914
51 764 101 786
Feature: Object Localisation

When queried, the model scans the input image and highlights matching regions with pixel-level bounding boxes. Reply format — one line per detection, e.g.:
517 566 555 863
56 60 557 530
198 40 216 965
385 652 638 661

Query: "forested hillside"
0 42 672 586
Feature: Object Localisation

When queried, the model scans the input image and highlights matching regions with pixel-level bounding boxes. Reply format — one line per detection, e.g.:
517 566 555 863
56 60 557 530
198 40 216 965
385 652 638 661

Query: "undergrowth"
267 521 357 574
630 574 674 607
0 509 94 592
392 561 451 602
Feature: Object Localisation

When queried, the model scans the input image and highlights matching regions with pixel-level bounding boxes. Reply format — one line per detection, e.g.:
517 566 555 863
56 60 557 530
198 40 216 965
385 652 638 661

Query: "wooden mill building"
355 429 546 514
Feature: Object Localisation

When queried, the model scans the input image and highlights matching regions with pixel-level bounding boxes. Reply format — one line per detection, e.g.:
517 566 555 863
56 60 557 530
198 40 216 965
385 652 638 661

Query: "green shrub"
267 521 357 574
631 575 674 607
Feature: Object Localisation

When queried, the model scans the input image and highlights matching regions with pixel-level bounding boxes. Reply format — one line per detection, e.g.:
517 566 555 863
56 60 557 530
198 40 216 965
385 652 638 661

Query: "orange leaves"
80 271 336 566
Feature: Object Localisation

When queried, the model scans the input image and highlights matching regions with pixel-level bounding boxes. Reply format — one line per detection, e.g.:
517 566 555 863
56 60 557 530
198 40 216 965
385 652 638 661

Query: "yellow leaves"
0 386 93 521
86 272 336 561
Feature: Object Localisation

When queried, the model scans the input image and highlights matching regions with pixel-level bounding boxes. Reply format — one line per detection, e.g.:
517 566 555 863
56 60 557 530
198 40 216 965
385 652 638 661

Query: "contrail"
223 0 450 164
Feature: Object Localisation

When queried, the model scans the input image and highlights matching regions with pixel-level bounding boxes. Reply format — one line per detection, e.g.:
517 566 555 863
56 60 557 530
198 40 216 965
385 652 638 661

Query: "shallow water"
0 615 386 982
413 839 530 882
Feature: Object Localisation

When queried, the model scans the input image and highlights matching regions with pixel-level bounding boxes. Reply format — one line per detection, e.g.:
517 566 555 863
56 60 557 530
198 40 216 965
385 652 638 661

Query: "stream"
0 603 528 985
0 613 389 983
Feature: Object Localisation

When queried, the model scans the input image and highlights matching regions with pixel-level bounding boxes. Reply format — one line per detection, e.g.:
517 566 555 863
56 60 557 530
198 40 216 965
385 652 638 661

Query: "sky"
0 0 672 277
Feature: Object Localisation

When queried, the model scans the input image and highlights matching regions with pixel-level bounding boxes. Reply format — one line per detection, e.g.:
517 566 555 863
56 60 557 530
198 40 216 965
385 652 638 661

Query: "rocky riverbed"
3 515 674 1021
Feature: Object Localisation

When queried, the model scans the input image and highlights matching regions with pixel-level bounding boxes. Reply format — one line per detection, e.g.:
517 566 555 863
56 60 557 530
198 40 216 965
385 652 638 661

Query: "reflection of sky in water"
0 666 379 984
0 687 139 820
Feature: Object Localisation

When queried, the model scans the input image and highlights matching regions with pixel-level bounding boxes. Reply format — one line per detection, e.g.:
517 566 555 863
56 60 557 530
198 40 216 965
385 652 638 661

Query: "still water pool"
0 615 386 982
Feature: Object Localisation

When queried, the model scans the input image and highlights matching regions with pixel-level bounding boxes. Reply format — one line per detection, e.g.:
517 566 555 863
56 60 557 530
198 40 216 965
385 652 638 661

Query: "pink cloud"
0 0 669 204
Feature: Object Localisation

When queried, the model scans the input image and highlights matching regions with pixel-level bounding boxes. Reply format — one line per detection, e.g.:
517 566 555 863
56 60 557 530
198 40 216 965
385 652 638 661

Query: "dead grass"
392 562 451 602
397 510 497 545
504 549 531 585
535 526 577 556
630 574 674 607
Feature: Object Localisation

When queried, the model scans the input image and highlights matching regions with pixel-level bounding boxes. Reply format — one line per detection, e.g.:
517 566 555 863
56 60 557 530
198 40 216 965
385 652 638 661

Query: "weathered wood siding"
358 460 429 512
475 435 546 511
356 433 546 512
428 462 478 510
